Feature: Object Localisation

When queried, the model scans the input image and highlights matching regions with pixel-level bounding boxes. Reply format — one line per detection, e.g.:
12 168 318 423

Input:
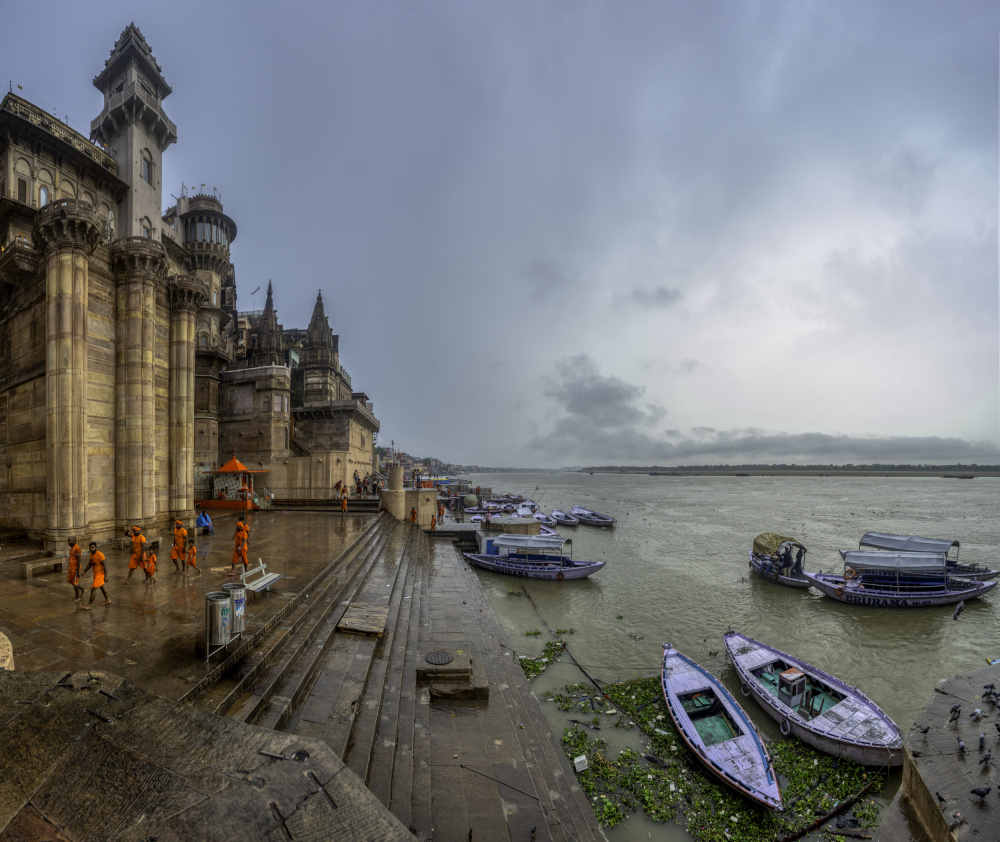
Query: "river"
465 471 1000 839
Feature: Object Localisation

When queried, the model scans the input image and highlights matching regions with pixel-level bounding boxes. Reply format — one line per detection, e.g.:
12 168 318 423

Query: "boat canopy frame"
492 533 572 554
842 550 948 574
859 532 959 561
752 533 806 557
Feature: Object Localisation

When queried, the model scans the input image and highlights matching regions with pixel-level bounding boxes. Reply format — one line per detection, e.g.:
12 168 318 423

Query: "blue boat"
462 533 605 580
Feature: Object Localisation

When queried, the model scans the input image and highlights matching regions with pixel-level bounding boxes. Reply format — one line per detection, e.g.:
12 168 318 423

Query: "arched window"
141 151 153 185
197 220 204 241
199 334 207 347
39 185 48 206
263 397 270 413
140 218 151 238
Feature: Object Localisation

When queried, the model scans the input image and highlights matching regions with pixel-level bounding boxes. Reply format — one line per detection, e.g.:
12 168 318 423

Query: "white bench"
241 558 284 595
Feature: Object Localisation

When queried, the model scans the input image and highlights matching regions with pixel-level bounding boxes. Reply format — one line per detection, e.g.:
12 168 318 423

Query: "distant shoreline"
580 468 1000 478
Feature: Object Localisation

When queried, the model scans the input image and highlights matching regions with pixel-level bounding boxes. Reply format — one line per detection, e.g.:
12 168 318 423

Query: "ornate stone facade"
0 25 378 543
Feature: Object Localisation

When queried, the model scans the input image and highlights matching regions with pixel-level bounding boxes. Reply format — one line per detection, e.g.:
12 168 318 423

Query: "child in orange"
82 542 109 608
185 540 202 575
430 514 437 531
143 550 157 586
409 508 416 523
67 537 84 601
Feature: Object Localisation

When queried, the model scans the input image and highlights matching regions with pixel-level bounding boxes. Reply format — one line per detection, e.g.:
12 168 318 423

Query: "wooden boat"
858 531 999 581
723 631 903 767
749 533 811 588
661 644 782 810
551 509 580 527
801 551 996 607
463 533 605 580
570 505 616 527
533 512 557 527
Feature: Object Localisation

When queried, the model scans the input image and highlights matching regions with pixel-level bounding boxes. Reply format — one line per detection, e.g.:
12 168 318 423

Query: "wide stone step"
191 515 390 717
224 518 399 728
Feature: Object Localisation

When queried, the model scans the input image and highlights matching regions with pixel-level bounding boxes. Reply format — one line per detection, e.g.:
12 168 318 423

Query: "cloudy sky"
6 2 999 466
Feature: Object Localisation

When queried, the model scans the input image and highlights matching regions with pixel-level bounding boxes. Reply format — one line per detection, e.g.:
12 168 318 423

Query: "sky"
5 2 1000 466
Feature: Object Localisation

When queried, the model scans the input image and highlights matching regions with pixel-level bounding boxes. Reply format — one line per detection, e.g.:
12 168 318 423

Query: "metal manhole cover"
425 651 453 665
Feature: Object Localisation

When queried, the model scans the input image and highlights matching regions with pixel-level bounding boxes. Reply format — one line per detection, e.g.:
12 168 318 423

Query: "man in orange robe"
170 519 187 571
125 526 145 584
67 537 83 601
430 514 437 531
409 507 416 523
231 522 248 575
143 550 157 586
82 542 109 608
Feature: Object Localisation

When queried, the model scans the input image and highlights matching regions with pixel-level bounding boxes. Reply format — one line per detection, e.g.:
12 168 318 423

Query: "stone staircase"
192 516 602 842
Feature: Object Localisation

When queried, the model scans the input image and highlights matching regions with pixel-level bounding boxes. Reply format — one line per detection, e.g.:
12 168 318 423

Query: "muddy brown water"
466 472 1000 840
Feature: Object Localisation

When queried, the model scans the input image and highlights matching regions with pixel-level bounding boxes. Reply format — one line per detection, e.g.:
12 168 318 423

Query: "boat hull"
661 646 781 810
748 552 812 588
551 510 580 527
462 553 604 580
570 506 616 527
801 571 995 607
724 631 903 768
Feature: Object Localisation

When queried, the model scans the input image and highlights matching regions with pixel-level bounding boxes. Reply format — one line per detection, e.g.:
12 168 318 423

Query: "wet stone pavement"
0 511 371 701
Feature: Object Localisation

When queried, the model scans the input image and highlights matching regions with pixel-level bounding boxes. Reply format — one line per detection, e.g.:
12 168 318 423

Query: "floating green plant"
558 677 885 838
524 628 542 637
518 640 566 680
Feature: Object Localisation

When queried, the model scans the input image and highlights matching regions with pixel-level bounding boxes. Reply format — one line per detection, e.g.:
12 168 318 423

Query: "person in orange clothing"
67 536 84 601
409 507 416 523
231 522 248 575
340 486 348 514
82 542 109 609
438 502 445 522
143 550 157 586
170 519 187 572
430 514 436 531
125 526 145 584
185 539 202 576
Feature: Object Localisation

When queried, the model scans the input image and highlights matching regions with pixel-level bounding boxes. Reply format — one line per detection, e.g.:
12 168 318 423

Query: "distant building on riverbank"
0 24 378 545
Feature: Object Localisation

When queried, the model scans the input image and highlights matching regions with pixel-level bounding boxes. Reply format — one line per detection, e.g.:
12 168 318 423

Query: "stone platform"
0 509 603 841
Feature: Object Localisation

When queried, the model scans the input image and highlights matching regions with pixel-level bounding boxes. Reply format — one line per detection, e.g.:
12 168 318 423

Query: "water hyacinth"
558 677 886 839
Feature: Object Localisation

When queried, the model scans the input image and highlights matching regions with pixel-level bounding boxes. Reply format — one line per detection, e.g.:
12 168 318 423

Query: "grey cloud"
620 286 682 308
858 144 940 214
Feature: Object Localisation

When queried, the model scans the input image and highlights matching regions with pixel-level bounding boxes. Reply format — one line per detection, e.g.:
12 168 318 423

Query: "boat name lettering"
842 594 933 607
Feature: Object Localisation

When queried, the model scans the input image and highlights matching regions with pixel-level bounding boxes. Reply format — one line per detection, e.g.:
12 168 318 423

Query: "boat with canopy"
661 644 782 810
462 533 605 580
802 550 996 607
748 533 811 588
857 532 998 581
724 630 903 767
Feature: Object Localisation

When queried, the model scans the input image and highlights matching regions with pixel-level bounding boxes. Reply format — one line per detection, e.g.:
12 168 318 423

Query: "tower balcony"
91 81 177 152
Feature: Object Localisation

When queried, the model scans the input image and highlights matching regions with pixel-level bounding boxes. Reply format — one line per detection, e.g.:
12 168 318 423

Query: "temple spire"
251 279 283 366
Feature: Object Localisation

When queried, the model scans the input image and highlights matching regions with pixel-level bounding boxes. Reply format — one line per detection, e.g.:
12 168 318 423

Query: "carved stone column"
168 275 206 517
111 237 167 528
32 200 102 547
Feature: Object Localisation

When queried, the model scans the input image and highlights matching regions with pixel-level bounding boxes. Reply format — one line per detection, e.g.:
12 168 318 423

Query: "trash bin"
205 591 232 647
222 582 247 635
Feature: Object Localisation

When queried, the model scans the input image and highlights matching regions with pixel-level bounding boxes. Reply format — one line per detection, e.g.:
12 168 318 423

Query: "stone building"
0 25 378 545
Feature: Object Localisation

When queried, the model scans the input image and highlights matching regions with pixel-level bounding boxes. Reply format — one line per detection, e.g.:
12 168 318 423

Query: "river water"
465 471 1000 839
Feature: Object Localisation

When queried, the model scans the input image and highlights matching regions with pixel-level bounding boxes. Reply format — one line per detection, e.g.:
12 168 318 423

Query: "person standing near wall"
67 537 84 602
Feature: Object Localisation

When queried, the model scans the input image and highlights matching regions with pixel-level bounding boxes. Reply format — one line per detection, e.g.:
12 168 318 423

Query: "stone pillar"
111 238 167 529
168 276 206 517
388 465 403 491
32 200 102 547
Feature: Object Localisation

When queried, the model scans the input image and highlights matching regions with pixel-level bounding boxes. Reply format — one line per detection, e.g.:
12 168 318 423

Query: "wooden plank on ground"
338 602 390 636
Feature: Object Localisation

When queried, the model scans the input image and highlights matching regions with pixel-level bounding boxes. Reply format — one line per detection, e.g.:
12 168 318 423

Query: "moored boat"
533 512 557 527
802 551 996 607
570 505 616 527
551 509 580 527
723 630 903 768
749 533 811 588
661 644 782 810
858 531 999 581
463 533 605 580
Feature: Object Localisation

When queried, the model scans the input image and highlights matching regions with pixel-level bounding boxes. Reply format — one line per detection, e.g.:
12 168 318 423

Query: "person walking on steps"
82 542 110 609
67 537 84 602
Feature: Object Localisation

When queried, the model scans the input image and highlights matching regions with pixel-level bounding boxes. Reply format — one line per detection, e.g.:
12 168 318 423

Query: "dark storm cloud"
532 358 1000 464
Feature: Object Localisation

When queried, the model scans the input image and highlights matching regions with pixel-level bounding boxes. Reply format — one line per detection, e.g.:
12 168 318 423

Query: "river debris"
552 677 886 838
517 640 566 680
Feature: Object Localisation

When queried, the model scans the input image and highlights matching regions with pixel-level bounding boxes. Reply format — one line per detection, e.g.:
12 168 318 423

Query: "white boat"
724 631 903 767
858 531 999 581
533 512 557 527
551 509 580 527
463 534 605 580
570 505 616 527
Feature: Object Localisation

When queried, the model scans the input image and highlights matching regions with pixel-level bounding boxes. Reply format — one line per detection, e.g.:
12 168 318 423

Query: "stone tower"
250 281 284 367
91 23 176 241
300 291 340 404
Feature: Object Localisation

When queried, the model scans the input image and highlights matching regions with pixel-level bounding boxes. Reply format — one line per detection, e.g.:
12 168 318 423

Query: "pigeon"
952 703 963 713
981 750 992 767
980 733 988 750
971 709 984 720
935 791 947 805
950 708 962 723
958 738 967 754
971 786 991 802
919 725 931 734
954 600 966 620
986 684 996 691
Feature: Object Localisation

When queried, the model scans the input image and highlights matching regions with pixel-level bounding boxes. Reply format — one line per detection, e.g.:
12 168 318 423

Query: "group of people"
65 511 246 607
